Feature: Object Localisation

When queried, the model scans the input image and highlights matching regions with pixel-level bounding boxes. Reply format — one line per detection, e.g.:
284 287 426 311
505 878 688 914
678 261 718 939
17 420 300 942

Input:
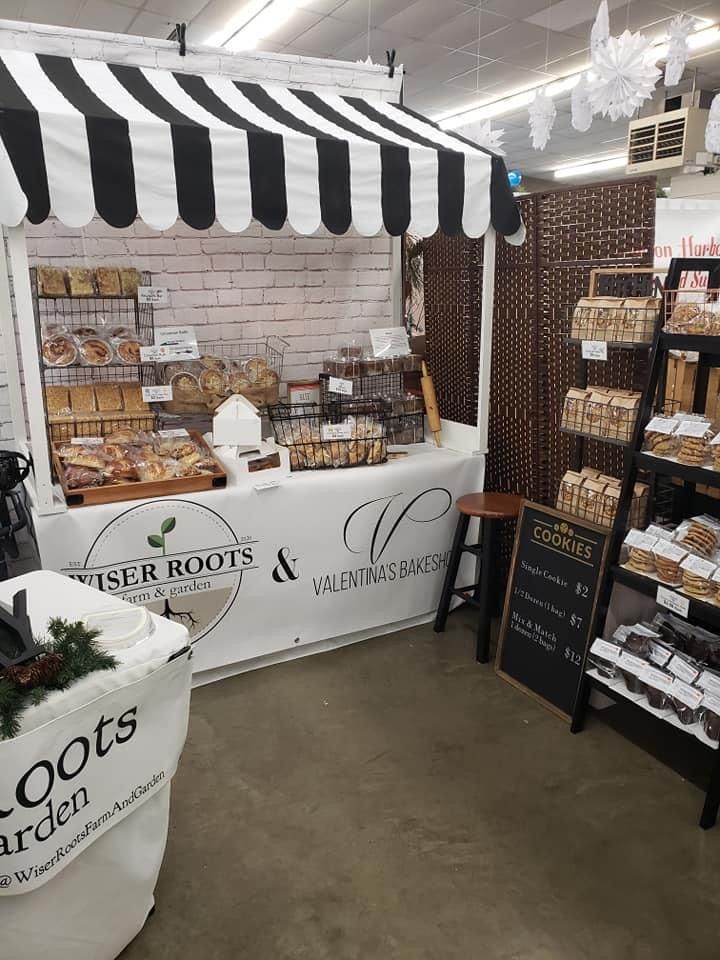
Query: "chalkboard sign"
496 501 608 720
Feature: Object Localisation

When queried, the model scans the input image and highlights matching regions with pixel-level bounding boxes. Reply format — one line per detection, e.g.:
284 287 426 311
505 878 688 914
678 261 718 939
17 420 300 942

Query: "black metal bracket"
386 49 396 78
175 22 187 57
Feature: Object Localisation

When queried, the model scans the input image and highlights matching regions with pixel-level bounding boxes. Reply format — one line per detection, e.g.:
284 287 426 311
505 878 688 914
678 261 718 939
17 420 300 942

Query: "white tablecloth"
34 446 481 683
0 572 191 960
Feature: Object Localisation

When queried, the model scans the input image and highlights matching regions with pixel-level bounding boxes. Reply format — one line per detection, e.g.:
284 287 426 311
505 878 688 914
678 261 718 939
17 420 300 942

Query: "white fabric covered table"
34 445 482 684
0 571 191 960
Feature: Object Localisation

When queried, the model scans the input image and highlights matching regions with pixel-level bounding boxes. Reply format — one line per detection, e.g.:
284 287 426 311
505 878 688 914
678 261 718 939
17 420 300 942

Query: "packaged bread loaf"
96 267 121 296
556 471 583 515
37 267 67 297
606 392 640 443
560 387 590 433
67 268 96 297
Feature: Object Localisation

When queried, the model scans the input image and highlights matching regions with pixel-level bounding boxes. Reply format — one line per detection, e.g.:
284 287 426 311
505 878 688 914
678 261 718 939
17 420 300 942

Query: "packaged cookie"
665 299 704 334
652 539 687 586
621 529 658 575
617 650 648 695
680 554 717 600
642 415 679 458
701 693 720 742
578 478 607 525
669 678 704 725
710 431 720 471
584 388 612 438
639 664 674 711
675 418 713 467
556 471 584 515
587 636 622 679
560 387 590 433
570 298 594 340
617 297 660 343
607 393 640 443
675 516 720 558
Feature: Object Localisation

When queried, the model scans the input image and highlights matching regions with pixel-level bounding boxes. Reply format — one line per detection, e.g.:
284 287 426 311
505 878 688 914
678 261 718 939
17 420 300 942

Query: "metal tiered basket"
268 399 388 471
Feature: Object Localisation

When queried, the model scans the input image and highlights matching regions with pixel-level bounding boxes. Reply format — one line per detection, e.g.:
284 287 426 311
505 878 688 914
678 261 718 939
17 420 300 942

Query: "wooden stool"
434 493 523 663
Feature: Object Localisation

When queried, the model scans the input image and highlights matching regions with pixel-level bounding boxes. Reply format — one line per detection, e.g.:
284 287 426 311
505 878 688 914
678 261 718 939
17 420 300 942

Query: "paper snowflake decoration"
706 93 720 153
590 0 610 59
571 74 593 133
664 15 692 87
462 119 506 156
588 30 661 122
528 89 556 151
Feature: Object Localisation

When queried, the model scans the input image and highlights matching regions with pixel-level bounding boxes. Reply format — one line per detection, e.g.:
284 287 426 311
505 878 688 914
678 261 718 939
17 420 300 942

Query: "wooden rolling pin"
421 360 442 447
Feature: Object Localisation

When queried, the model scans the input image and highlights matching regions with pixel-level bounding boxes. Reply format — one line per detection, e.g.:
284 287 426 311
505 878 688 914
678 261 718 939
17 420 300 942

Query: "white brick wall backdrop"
19 219 393 402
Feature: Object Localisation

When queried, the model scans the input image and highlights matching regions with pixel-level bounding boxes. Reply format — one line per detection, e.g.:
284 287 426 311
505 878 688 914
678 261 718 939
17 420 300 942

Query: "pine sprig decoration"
0 617 118 740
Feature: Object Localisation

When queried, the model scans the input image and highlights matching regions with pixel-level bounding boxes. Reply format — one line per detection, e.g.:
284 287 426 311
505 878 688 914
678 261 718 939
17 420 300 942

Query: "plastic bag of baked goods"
652 539 687 586
674 515 720 558
42 324 79 367
674 418 713 467
616 649 648 695
639 663 674 710
669 678 704 725
587 636 623 679
621 529 658 575
642 415 679 458
665 298 707 334
679 553 717 601
701 693 720 742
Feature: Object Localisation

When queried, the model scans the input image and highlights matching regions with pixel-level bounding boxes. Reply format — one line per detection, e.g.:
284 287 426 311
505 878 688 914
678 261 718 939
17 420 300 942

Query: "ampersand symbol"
272 547 299 583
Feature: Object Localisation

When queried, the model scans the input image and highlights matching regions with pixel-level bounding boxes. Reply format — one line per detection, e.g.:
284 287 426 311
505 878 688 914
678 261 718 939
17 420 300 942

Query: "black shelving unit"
570 256 720 829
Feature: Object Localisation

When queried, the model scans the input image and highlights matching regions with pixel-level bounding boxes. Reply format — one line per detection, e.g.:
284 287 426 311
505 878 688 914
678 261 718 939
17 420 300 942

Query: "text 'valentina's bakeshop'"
313 488 454 596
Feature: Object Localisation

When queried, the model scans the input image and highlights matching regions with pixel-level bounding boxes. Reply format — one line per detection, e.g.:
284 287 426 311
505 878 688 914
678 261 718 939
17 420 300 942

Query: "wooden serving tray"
53 431 227 508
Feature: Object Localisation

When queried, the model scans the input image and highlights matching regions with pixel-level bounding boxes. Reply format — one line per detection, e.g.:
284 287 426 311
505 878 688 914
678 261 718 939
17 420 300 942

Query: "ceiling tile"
404 50 480 90
78 0 136 33
145 0 207 18
329 0 412 26
451 60 551 90
460 22 557 60
286 15 363 56
380 0 472 42
22 0 81 27
526 0 627 32
423 9 510 49
127 10 177 39
479 0 553 17
269 9 325 45
499 30 587 70
297 0 346 14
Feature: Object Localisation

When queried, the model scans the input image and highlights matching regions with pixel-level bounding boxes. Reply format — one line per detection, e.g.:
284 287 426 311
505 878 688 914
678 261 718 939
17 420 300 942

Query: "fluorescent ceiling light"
553 154 627 179
207 0 299 51
439 22 720 130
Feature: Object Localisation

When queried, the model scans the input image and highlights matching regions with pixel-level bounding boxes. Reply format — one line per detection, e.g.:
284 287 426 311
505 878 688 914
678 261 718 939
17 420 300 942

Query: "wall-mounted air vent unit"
626 107 709 174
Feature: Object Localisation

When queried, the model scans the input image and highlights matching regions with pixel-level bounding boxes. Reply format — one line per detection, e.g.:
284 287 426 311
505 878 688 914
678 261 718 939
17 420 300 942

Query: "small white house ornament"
664 15 692 87
528 88 556 150
706 93 720 153
571 74 593 132
588 30 661 122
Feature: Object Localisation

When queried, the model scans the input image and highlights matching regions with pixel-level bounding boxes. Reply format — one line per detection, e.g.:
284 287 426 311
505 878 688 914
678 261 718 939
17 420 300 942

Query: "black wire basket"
268 400 388 471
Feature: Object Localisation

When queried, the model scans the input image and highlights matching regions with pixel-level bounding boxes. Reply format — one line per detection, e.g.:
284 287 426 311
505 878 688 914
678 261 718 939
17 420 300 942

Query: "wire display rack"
268 400 388 471
32 267 157 456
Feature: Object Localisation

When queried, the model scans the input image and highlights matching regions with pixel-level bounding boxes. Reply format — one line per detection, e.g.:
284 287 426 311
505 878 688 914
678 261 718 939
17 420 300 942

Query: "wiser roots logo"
62 500 256 640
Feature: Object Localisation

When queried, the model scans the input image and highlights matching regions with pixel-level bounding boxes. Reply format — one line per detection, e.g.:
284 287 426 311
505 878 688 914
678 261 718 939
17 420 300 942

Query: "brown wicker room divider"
423 177 657 508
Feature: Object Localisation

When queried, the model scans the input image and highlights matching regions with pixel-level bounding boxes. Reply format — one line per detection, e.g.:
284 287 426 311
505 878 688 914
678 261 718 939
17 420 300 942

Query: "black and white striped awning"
0 50 524 243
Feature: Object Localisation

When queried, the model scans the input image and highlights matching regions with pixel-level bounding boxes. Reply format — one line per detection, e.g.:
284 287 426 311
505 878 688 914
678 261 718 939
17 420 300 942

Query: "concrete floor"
121 611 720 960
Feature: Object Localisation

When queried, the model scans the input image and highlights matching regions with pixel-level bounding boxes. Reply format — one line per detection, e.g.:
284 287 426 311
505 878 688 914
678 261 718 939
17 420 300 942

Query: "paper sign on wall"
370 327 410 357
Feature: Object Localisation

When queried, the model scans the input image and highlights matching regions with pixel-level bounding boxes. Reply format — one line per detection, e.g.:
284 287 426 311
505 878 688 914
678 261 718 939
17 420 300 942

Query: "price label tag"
369 326 410 358
698 671 720 697
653 540 687 562
656 585 690 618
590 638 621 663
138 286 169 305
581 340 608 361
328 376 353 396
670 678 704 709
645 416 676 435
71 436 103 445
143 325 199 362
142 385 173 403
675 419 711 438
680 554 717 578
321 423 352 441
667 654 700 684
253 479 282 491
158 428 190 439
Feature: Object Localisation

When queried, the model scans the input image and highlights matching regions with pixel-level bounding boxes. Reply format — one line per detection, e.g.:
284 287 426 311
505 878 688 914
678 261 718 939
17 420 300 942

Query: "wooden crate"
53 431 227 507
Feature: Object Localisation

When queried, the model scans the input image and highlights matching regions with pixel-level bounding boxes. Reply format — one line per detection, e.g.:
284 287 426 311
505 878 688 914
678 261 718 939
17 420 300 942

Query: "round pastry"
257 368 279 387
101 444 130 459
103 458 139 483
106 428 140 444
110 326 134 339
170 372 202 400
117 339 143 364
227 372 251 394
75 326 98 338
156 438 196 459
199 369 226 395
64 465 103 489
199 355 225 371
80 337 113 366
670 303 701 327
43 335 77 367
245 357 267 382
140 460 175 482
